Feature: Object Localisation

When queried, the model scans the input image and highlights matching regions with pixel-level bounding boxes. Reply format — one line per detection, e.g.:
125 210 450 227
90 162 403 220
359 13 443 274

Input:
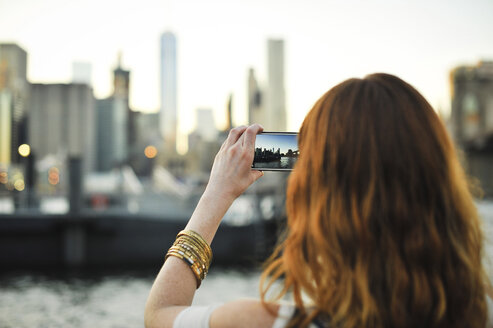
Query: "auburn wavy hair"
260 73 488 328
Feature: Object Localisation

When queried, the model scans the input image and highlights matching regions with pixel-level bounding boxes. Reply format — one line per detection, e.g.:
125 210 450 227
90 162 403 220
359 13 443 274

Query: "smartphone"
252 132 299 171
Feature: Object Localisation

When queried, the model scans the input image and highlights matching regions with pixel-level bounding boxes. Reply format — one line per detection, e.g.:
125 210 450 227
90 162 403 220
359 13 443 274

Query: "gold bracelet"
176 236 211 269
177 230 212 260
175 231 212 271
166 248 203 288
165 230 213 289
175 240 208 278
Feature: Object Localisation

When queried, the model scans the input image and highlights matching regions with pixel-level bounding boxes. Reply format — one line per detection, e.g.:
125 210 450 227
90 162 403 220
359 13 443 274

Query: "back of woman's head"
260 73 488 328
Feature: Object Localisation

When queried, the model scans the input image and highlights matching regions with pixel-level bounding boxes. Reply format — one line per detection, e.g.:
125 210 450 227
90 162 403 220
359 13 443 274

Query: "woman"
145 73 493 328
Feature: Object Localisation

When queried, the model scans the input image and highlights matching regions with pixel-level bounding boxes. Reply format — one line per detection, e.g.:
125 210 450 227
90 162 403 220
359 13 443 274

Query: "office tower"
29 83 96 173
0 43 29 165
450 60 493 196
266 39 286 131
111 54 136 151
160 31 177 151
195 108 217 141
451 61 493 146
127 111 161 176
96 97 127 171
113 53 130 100
72 62 92 85
247 68 264 125
226 93 233 130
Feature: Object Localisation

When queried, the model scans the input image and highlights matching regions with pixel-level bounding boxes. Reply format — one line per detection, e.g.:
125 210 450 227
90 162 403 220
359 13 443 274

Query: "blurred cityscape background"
0 0 493 327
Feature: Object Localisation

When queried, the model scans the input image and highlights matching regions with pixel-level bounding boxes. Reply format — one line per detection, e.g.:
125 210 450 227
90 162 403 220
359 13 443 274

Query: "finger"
250 170 264 182
226 126 248 147
243 124 264 149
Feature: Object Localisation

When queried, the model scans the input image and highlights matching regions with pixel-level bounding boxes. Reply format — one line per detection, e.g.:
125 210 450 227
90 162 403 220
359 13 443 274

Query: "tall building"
129 111 160 176
113 53 130 100
160 31 177 151
112 54 137 150
451 61 493 146
0 43 29 165
96 97 127 171
96 57 132 172
248 68 264 125
29 83 96 172
266 39 286 131
450 60 493 196
194 108 217 141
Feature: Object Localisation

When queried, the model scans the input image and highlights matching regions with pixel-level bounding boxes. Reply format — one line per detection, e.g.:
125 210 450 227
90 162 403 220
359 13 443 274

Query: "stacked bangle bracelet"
165 229 213 288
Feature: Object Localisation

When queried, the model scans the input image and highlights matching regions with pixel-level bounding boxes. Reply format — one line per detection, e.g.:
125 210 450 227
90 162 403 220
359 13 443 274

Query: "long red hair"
260 73 488 328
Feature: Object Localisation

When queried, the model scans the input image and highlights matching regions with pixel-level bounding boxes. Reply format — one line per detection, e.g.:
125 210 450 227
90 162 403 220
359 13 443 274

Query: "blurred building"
130 111 160 176
451 61 493 146
450 60 493 196
248 68 264 125
96 97 127 171
96 56 137 172
194 108 217 142
0 43 29 165
29 83 96 173
266 39 286 131
226 93 233 130
113 54 137 149
160 31 178 152
186 108 221 175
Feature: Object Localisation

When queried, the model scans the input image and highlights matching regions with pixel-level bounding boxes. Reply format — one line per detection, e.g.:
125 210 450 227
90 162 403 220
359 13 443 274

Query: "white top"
173 295 493 328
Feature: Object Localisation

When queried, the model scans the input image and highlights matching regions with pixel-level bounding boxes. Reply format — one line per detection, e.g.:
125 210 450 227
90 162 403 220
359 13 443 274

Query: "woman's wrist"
184 189 235 244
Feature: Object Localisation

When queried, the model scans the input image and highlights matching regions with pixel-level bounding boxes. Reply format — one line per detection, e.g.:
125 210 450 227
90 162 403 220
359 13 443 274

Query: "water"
0 214 492 328
254 157 297 170
0 269 262 328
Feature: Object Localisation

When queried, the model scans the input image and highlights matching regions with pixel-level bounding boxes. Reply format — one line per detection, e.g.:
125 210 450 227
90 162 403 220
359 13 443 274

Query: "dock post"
63 223 86 267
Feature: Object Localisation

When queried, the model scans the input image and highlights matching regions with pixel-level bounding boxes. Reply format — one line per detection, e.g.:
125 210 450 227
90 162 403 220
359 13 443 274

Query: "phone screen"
252 132 299 171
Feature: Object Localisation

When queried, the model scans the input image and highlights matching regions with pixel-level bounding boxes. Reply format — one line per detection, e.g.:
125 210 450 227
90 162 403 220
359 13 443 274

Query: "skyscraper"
160 31 177 151
194 108 217 142
96 97 127 171
248 68 264 125
95 57 131 172
450 60 493 196
451 61 493 146
29 83 96 173
0 43 29 165
266 39 286 131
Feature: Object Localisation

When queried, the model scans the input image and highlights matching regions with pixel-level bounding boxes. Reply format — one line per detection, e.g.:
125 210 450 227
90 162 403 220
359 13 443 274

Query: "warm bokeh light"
18 144 31 157
0 172 7 184
13 180 25 191
48 167 60 185
144 145 158 159
48 166 59 176
48 176 60 185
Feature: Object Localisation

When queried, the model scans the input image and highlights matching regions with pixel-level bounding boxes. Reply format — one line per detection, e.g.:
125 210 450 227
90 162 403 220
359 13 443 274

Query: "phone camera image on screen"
252 132 298 171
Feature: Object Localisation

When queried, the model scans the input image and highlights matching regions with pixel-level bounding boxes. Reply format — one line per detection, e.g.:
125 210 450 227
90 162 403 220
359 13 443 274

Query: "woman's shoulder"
209 299 280 328
273 303 330 328
210 300 329 328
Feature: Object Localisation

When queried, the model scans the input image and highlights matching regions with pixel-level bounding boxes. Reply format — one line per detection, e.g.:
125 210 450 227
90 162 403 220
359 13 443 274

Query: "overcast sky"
1 0 492 152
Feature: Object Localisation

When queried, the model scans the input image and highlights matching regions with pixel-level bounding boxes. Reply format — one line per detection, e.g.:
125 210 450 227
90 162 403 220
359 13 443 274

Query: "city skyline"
1 0 493 146
255 133 297 154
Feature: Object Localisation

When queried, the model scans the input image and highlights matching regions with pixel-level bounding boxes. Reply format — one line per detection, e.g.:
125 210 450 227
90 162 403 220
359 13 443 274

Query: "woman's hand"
204 124 264 203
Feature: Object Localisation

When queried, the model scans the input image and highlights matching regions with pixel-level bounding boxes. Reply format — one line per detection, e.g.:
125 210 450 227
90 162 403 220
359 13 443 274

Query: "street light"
144 145 158 159
18 144 30 157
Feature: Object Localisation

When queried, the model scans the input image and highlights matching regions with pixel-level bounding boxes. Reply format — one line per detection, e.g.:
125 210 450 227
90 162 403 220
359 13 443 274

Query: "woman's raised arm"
144 124 266 328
